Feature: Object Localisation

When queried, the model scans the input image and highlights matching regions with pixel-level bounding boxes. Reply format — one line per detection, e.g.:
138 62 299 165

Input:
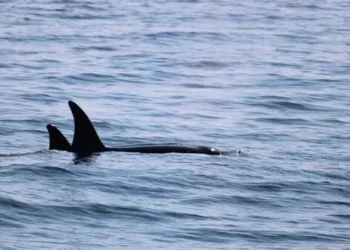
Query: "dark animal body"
47 101 221 156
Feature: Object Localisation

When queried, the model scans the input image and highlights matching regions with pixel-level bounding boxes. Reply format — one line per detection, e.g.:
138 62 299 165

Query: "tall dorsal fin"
68 101 106 154
46 124 72 151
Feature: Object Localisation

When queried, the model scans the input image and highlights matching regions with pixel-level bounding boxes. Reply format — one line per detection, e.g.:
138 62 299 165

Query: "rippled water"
1 0 350 249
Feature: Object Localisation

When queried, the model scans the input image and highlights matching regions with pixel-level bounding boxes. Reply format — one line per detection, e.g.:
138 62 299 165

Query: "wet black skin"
47 101 221 156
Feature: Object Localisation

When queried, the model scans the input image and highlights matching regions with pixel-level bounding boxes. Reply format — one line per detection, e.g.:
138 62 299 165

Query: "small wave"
318 200 350 207
35 166 76 176
271 101 310 110
138 176 201 190
64 73 116 83
180 83 224 89
244 182 286 192
0 165 75 178
183 195 282 208
0 217 23 228
186 60 230 69
80 45 116 52
166 227 255 243
45 203 164 223
160 210 212 220
95 182 181 198
0 196 32 210
0 150 46 158
145 31 229 41
0 63 11 68
52 13 110 20
322 119 347 125
319 172 350 181
256 117 309 125
249 100 323 112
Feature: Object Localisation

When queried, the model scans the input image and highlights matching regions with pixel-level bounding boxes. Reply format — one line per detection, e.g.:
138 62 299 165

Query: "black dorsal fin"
68 101 106 154
46 124 72 151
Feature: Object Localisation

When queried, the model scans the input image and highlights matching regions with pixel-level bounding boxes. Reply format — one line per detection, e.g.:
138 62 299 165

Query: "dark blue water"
1 1 350 249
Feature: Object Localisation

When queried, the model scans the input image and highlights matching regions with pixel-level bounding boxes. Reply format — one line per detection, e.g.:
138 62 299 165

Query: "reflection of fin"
46 124 72 151
68 101 106 154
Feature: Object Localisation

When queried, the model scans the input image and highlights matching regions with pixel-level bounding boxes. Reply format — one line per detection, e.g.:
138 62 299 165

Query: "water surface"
1 0 350 249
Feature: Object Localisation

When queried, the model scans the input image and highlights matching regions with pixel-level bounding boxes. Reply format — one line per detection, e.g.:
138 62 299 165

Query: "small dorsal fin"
68 101 106 154
46 124 72 151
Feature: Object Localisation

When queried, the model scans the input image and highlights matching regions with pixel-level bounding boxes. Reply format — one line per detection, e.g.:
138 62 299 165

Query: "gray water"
1 1 350 249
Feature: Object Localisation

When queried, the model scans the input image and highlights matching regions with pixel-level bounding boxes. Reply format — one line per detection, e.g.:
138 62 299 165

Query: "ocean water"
1 0 350 249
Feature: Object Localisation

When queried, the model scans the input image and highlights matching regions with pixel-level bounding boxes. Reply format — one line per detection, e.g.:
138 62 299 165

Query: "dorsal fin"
68 101 106 154
46 124 72 151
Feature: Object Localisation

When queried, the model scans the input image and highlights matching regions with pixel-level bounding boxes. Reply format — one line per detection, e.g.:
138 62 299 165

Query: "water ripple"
1 0 350 249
